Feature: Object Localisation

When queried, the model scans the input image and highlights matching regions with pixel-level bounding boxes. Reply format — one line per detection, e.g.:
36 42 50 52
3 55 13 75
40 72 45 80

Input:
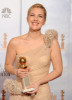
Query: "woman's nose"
34 16 38 20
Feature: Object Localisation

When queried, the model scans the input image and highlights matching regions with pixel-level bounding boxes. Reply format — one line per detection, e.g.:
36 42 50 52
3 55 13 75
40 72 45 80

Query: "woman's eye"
38 15 43 18
30 14 34 16
39 16 42 17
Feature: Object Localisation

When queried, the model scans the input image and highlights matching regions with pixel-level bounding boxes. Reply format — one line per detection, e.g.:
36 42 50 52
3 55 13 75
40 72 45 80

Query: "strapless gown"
4 30 58 100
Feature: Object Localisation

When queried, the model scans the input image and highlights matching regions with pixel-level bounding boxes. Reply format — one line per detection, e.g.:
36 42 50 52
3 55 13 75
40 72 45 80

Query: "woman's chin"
30 28 41 32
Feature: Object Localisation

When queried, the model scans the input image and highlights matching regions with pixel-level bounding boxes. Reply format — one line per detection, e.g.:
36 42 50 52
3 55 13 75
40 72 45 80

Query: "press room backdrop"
0 0 72 100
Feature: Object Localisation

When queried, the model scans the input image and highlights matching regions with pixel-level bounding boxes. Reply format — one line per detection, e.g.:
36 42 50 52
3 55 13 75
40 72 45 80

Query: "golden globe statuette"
19 57 35 93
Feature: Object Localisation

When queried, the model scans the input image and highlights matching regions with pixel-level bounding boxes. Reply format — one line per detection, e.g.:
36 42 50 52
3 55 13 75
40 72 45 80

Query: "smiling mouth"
32 22 39 26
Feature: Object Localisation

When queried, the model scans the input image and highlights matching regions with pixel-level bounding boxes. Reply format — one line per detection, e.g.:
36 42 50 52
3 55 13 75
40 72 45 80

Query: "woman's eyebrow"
30 13 34 15
38 14 43 15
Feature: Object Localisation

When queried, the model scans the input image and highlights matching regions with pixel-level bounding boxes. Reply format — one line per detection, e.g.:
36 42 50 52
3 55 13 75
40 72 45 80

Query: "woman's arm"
38 38 63 85
5 38 29 77
5 38 17 75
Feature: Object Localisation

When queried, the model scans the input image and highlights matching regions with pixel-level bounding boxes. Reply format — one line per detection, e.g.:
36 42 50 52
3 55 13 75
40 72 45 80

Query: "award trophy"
19 57 35 93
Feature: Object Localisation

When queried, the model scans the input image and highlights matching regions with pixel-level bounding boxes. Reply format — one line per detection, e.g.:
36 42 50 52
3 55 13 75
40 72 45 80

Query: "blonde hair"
27 3 47 19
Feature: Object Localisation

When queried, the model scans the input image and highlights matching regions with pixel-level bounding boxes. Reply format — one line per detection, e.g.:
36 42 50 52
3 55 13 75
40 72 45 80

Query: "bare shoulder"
8 37 19 47
8 34 26 46
50 38 60 51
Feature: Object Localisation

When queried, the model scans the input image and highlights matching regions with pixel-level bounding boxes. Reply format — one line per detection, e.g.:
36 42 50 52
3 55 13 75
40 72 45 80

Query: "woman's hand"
16 68 29 78
26 81 40 94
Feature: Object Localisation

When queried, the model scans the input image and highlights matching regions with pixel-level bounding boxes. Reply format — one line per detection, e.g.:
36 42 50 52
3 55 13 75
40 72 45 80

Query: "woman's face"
27 8 46 31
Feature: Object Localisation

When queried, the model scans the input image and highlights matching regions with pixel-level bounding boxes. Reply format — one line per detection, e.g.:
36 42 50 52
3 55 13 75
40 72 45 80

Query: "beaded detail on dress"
44 29 58 47
4 79 22 94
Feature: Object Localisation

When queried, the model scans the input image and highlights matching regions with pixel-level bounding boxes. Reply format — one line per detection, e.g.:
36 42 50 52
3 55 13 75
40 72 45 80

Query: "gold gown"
4 30 58 100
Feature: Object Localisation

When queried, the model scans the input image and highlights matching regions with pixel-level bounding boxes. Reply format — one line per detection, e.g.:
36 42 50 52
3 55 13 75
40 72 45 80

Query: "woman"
4 3 63 100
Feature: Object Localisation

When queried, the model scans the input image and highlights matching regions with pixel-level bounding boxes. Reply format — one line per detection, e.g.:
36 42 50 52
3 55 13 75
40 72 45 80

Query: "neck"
27 30 43 40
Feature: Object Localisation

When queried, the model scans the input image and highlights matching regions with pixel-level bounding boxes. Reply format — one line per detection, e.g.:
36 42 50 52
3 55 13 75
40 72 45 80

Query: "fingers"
18 68 29 72
26 89 37 94
27 91 36 94
26 86 37 94
18 72 28 78
17 68 29 78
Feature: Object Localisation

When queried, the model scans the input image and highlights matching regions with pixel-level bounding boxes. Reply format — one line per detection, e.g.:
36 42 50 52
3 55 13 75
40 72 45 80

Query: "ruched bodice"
16 44 51 83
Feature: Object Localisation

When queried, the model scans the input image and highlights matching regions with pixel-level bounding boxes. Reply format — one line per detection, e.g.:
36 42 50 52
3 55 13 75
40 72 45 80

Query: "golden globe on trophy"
19 57 35 93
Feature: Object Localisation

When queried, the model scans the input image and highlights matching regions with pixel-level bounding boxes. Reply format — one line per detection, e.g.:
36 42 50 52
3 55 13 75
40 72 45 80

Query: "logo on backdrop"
61 34 65 50
1 8 12 18
0 33 7 50
0 33 10 76
2 33 7 50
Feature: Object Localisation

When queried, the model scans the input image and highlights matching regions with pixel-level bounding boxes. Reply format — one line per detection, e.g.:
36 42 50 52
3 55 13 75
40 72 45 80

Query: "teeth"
32 22 39 25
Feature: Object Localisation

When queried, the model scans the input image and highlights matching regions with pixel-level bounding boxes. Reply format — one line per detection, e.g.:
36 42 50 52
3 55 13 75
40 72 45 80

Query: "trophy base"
22 88 35 93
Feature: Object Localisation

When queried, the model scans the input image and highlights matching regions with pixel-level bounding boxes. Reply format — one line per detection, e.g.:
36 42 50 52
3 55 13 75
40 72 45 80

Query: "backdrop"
0 0 72 100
